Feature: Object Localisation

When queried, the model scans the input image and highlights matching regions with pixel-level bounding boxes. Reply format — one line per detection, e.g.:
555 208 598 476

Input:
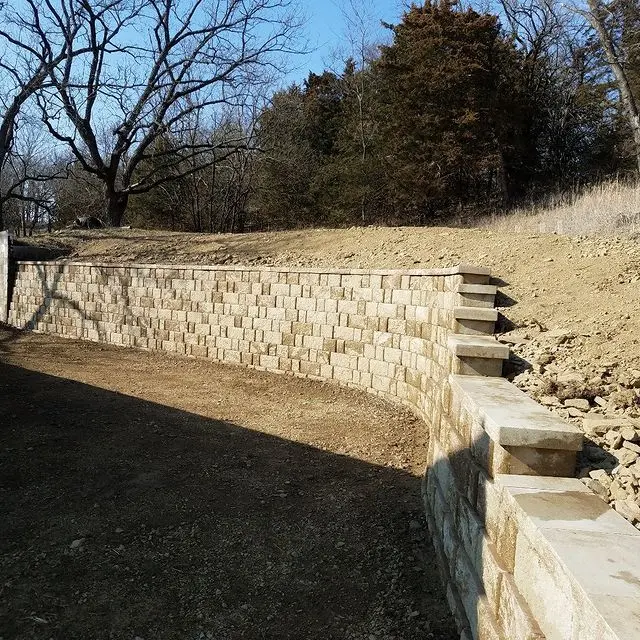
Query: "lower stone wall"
423 363 640 639
6 260 499 427
0 232 8 323
5 258 640 640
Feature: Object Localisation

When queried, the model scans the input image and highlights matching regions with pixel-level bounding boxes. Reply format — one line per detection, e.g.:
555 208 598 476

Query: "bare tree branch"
17 0 303 225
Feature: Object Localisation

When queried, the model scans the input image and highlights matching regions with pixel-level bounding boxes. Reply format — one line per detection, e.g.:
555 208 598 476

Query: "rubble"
501 323 640 529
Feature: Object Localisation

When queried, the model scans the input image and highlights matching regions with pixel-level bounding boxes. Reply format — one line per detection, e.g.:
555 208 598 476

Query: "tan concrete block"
498 573 545 640
442 511 459 561
192 323 210 337
299 334 322 350
452 545 487 635
292 322 313 336
334 325 356 341
299 361 320 376
333 365 354 383
477 537 508 619
296 297 317 311
369 359 393 378
476 475 517 573
512 521 638 640
329 352 358 369
450 375 583 452
350 287 373 302
345 314 366 330
344 340 364 356
382 274 402 289
258 354 278 369
380 347 400 366
190 345 208 358
454 493 485 572
491 445 577 477
389 289 412 305
320 324 334 338
371 374 393 394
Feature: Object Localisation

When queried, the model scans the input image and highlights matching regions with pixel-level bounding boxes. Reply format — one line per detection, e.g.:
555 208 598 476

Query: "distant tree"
52 162 105 228
375 2 528 221
253 85 323 227
3 0 301 226
572 0 640 170
0 0 87 229
333 0 389 223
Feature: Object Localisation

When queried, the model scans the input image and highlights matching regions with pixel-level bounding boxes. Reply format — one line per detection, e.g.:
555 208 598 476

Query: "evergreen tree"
375 1 528 221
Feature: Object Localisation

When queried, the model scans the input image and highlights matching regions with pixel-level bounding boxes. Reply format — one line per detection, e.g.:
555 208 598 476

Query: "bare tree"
571 0 640 171
331 0 388 224
0 0 89 229
1 122 57 234
18 0 302 226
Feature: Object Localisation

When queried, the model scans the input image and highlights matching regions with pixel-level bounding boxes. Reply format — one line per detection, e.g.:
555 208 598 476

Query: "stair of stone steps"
453 306 498 336
447 334 509 377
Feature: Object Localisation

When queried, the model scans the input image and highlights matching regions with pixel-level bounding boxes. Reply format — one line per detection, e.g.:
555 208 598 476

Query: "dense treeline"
1 0 639 234
254 2 637 228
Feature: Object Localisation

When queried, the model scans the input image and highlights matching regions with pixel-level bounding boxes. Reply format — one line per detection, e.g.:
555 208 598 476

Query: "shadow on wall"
0 361 459 640
423 443 499 640
11 263 134 345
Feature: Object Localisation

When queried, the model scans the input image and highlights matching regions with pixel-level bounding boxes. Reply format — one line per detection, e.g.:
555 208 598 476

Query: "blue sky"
287 0 405 83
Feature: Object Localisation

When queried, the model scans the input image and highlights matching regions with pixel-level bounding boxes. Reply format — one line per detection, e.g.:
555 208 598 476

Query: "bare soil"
0 328 456 640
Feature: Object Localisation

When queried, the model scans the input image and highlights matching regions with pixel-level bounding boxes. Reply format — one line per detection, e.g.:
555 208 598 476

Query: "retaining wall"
0 232 9 323
5 258 640 640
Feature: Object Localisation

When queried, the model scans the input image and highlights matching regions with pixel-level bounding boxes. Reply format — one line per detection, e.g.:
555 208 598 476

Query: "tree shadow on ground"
0 362 457 640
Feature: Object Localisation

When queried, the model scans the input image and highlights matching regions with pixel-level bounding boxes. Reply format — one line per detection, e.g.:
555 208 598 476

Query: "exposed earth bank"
23 226 640 525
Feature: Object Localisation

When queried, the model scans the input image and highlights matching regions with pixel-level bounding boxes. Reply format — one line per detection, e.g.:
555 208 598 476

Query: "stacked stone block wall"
6 261 491 425
6 259 640 640
0 232 8 323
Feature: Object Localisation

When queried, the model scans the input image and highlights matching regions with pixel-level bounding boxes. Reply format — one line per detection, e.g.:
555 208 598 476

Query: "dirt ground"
0 328 456 640
26 225 640 374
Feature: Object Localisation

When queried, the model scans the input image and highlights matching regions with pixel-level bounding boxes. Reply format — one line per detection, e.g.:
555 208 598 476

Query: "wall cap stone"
447 335 510 360
457 283 498 295
453 306 499 322
451 375 583 451
12 259 490 278
498 474 640 640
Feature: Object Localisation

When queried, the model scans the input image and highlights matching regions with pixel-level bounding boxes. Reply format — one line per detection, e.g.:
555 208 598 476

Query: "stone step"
448 335 509 359
453 306 498 336
450 374 583 452
456 264 491 285
456 284 498 309
453 306 498 322
457 284 498 296
448 334 509 376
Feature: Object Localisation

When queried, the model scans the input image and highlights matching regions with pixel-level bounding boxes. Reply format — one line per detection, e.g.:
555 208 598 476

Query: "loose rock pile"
501 326 640 529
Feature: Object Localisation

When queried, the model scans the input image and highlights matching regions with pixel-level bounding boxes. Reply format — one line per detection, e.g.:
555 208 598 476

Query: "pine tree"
375 1 526 221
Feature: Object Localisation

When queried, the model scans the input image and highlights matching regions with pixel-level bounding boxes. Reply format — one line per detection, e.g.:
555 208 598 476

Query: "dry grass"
484 180 640 235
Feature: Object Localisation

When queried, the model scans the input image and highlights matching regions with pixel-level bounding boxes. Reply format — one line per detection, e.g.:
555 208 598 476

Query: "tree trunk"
105 190 129 227
586 0 640 172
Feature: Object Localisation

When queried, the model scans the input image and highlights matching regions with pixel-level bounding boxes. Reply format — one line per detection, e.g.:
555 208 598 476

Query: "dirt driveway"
0 329 455 640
